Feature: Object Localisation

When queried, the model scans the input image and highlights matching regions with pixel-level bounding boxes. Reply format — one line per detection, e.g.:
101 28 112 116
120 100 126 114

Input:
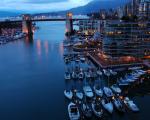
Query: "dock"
87 52 143 69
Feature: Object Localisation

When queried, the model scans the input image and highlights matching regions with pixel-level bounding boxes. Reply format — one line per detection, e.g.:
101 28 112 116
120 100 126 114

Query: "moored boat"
117 78 130 86
92 101 103 118
64 90 73 100
103 87 114 97
101 98 113 114
85 71 91 79
78 71 84 79
81 103 92 118
83 86 94 98
76 91 83 100
112 97 125 113
80 57 86 62
72 71 78 79
109 69 117 75
111 84 122 94
75 59 80 63
96 70 103 76
93 85 103 97
68 102 80 120
124 97 139 112
103 69 111 77
64 57 70 63
65 72 71 80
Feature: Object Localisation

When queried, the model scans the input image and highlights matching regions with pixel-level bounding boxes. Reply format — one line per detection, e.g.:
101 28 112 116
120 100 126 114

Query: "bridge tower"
22 14 33 36
66 12 73 35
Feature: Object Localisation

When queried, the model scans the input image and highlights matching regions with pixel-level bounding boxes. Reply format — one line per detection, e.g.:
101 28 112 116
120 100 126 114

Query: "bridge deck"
0 18 91 23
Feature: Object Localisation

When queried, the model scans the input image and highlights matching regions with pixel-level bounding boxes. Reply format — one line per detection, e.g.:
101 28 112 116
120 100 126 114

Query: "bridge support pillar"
66 12 73 36
22 14 33 40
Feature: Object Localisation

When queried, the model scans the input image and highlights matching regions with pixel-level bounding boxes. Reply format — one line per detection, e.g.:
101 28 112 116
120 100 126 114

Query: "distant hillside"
0 11 21 17
33 0 130 16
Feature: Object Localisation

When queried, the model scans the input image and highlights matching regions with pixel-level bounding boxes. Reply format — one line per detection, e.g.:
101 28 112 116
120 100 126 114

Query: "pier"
87 52 143 69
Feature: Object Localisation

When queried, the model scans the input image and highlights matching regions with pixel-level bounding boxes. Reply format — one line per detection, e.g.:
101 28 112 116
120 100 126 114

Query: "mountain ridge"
33 0 130 16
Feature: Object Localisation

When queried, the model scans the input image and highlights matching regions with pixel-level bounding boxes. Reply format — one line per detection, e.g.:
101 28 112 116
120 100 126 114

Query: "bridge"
0 18 89 23
0 13 90 38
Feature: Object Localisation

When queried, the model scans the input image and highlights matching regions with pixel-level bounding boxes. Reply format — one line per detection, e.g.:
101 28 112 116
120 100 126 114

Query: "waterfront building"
78 20 101 35
102 20 150 62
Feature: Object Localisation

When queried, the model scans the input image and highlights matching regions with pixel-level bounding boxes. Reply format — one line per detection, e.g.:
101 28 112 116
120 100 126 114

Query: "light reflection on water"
36 39 41 56
44 41 49 55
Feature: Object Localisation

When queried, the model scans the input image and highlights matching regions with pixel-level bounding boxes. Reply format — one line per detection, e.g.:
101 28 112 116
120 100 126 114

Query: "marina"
0 29 26 44
63 34 150 120
0 20 149 120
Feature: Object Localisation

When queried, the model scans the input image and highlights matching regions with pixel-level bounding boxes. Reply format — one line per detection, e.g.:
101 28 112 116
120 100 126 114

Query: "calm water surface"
0 21 149 120
0 22 66 120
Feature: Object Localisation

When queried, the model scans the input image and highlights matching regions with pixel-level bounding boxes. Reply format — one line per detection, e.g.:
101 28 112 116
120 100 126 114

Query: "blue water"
0 21 150 120
0 22 66 120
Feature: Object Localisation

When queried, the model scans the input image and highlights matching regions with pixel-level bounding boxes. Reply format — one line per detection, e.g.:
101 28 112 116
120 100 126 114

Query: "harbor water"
0 21 149 120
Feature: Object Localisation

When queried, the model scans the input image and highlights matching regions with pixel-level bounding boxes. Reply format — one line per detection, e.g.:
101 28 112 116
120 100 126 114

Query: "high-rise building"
132 0 141 15
139 0 150 20
117 7 124 18
123 2 132 17
123 0 140 17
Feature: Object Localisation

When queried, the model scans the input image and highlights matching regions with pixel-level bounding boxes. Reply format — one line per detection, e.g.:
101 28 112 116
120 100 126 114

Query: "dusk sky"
0 0 94 12
0 0 125 12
